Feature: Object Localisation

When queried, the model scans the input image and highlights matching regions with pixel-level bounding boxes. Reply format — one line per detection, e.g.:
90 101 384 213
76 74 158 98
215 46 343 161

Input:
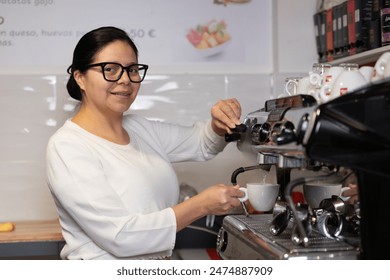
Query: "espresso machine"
217 78 390 260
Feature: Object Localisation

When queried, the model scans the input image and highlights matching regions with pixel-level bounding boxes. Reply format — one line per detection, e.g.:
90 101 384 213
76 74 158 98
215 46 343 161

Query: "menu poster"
0 0 272 74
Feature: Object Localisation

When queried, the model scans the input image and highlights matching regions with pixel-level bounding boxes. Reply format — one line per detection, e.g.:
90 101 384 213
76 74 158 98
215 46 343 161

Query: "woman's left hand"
211 98 242 136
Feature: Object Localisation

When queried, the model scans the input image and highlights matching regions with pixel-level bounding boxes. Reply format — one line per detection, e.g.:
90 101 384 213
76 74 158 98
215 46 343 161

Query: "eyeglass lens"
103 63 146 82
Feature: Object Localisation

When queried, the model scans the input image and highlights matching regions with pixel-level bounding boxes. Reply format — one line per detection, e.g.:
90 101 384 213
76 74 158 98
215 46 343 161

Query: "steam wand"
231 165 264 217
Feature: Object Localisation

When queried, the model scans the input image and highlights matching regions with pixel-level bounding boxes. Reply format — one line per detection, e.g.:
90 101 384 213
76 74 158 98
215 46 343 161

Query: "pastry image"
186 19 231 56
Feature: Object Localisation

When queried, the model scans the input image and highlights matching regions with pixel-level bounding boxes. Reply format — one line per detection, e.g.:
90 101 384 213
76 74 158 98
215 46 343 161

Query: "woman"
46 26 244 260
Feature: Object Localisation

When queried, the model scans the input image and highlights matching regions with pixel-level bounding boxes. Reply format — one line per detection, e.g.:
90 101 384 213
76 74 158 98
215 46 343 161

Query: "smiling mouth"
111 92 131 96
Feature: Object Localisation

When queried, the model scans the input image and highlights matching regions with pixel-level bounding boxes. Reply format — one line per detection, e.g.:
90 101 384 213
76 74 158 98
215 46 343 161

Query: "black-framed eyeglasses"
85 62 148 83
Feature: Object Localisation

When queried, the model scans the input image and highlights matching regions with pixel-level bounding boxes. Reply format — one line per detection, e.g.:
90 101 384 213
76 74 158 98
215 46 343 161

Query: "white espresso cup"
296 76 312 94
298 76 320 100
239 183 280 211
309 63 331 88
372 52 390 81
359 66 374 82
383 63 390 78
309 72 322 88
318 66 345 102
321 66 345 87
320 65 367 103
303 182 350 209
284 77 301 96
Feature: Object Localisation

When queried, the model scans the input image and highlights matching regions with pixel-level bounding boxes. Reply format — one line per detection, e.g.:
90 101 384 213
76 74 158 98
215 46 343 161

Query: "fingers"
225 98 242 124
231 185 246 200
221 185 245 210
200 184 245 215
211 98 242 135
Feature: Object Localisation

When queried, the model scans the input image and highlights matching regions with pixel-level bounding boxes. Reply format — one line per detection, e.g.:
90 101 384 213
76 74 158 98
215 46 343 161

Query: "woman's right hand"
172 184 245 231
196 184 245 216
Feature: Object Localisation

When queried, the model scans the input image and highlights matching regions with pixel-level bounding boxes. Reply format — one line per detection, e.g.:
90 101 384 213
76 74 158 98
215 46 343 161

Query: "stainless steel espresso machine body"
218 79 390 260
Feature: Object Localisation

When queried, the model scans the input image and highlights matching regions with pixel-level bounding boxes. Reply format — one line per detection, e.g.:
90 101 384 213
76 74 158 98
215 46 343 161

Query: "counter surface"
0 220 64 259
0 220 63 243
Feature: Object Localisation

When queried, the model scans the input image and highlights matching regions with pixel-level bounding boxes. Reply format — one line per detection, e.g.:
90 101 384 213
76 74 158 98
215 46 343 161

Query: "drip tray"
217 214 360 260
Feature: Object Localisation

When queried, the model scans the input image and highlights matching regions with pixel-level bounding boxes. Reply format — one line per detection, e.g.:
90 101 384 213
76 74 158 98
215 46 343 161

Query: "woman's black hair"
66 26 139 101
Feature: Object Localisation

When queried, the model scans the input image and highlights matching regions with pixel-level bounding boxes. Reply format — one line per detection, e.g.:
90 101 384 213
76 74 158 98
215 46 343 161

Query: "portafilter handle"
284 171 337 247
224 124 247 142
284 177 311 247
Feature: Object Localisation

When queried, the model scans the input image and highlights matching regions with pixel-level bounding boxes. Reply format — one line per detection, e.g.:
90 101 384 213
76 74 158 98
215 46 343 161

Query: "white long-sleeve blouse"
46 114 227 259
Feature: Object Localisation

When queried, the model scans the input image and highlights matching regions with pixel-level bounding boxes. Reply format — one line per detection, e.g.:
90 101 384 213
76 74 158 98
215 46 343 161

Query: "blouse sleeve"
127 115 228 163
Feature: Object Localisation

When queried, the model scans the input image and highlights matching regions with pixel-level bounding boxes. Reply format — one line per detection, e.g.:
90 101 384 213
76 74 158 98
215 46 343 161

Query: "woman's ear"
73 70 86 92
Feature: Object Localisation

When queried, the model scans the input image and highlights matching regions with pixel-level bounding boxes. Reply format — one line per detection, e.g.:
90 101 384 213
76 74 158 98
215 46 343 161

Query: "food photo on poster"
186 19 231 57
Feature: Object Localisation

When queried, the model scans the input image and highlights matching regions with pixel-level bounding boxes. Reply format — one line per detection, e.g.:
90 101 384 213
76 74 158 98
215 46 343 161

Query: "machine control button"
216 227 228 253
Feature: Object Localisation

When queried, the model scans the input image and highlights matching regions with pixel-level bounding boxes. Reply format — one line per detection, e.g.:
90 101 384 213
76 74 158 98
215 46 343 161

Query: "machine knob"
274 121 296 145
251 122 271 144
216 227 228 253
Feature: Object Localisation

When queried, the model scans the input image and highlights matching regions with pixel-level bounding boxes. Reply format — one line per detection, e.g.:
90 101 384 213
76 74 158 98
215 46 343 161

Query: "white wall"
272 0 318 95
0 1 318 221
275 0 318 73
